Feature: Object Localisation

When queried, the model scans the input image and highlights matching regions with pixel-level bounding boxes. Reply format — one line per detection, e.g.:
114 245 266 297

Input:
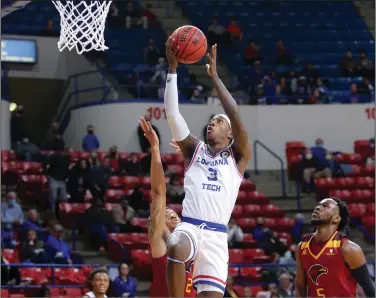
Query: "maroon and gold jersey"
149 253 196 297
300 231 357 298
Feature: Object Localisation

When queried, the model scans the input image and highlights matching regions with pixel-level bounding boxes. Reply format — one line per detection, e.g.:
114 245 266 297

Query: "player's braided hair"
331 197 350 235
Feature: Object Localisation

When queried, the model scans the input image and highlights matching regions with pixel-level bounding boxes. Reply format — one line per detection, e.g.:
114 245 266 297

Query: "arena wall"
63 102 375 170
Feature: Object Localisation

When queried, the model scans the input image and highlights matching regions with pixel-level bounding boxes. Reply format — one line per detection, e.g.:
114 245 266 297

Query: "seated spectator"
122 153 142 176
226 17 243 46
166 174 184 203
82 125 100 152
278 273 294 297
292 213 304 243
207 88 221 105
252 84 269 105
44 224 72 264
243 40 262 65
357 77 374 95
112 204 139 233
144 39 161 66
45 149 70 211
108 3 120 26
105 146 122 174
310 138 326 160
325 152 344 177
294 76 310 104
256 284 278 298
340 49 356 76
1 192 24 231
253 217 267 243
112 263 138 297
150 57 167 100
141 4 157 28
275 84 289 104
67 159 90 203
302 63 319 86
11 105 26 149
126 188 150 218
15 137 40 161
357 50 374 78
20 229 46 263
138 115 161 153
1 251 21 286
124 1 147 29
227 218 244 248
347 83 362 103
275 40 294 65
300 149 320 193
278 244 297 277
22 209 45 236
89 158 112 200
49 134 66 151
261 252 281 283
208 16 225 46
120 199 136 221
88 151 100 169
190 85 204 102
224 275 239 298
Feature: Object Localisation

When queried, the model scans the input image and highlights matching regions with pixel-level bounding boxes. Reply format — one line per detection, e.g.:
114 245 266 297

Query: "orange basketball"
171 25 207 64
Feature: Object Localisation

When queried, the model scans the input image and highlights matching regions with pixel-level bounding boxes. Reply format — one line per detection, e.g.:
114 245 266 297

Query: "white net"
52 1 112 54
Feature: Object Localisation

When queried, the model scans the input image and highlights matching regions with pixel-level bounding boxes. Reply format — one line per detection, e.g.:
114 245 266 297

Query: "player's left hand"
206 44 218 78
169 139 181 153
139 116 159 148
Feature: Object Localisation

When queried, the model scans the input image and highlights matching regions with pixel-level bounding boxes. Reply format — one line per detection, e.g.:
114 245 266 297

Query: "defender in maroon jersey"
295 197 374 298
138 117 196 297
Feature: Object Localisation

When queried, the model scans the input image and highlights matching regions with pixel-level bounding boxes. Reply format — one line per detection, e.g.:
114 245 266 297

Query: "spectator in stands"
340 49 356 76
252 84 268 105
243 40 262 65
278 244 297 277
275 84 288 104
112 203 139 233
141 4 157 28
275 40 294 65
292 213 304 243
294 76 310 104
82 125 100 152
1 251 21 286
124 1 148 29
85 198 115 250
138 115 161 153
357 50 374 78
208 16 225 46
20 229 46 263
89 157 112 200
126 187 150 218
45 120 62 150
50 134 66 151
151 57 167 100
227 218 244 248
67 159 90 203
226 17 243 46
145 39 161 66
253 217 267 243
46 149 70 210
302 63 319 85
112 263 138 297
300 148 320 193
120 199 136 221
207 88 221 105
325 152 343 177
22 209 45 233
1 191 24 231
108 3 120 26
37 284 51 297
10 105 26 149
44 224 72 264
256 283 278 298
243 287 253 298
224 275 239 297
15 137 40 161
167 174 185 203
88 151 100 168
357 76 374 96
347 83 361 103
105 146 122 174
277 273 294 297
121 153 142 176
190 85 204 102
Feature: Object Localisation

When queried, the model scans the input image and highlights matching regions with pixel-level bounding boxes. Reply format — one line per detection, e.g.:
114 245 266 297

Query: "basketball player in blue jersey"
164 37 252 298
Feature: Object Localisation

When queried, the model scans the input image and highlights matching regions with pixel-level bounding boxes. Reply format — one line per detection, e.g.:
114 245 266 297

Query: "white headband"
212 114 231 128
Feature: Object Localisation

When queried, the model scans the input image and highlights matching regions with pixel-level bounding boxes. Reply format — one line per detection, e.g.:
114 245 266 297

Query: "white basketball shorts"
172 217 229 294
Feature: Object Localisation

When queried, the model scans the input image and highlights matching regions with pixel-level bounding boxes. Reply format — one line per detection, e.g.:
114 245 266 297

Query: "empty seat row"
315 177 375 190
328 189 375 203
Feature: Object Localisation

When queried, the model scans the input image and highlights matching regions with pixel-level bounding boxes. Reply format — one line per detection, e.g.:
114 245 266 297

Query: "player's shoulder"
340 238 362 253
301 233 314 243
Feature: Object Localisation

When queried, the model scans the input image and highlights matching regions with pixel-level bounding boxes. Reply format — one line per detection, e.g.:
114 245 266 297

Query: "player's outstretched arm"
295 242 307 297
342 240 375 297
139 117 166 258
206 44 251 173
164 36 198 160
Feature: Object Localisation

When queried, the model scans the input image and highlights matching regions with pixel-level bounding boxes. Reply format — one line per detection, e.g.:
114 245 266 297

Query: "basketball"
171 25 207 64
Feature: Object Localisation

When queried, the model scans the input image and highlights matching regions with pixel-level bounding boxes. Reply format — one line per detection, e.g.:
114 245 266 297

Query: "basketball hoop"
52 1 112 54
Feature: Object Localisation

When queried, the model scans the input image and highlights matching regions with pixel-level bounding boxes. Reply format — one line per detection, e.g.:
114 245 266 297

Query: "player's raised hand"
169 139 181 153
138 116 159 148
206 44 218 78
165 36 179 72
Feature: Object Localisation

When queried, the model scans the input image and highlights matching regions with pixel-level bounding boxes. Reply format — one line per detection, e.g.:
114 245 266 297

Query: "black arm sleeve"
351 263 375 298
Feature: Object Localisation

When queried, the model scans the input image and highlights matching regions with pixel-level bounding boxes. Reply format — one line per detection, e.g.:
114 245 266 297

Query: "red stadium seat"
356 177 375 189
285 141 306 153
278 232 292 246
131 249 152 269
354 139 374 158
228 267 239 277
231 205 244 218
352 189 374 203
329 190 352 202
237 218 256 232
10 294 25 298
346 165 361 177
262 204 283 218
347 204 366 219
240 267 262 281
361 216 375 234
1 289 9 297
2 161 22 174
240 179 256 191
123 176 141 189
140 176 151 188
20 162 43 174
361 164 375 177
366 203 375 216
250 286 264 296
131 218 148 230
1 150 16 161
167 164 184 176
263 218 277 229
229 249 244 264
105 189 125 203
104 203 116 211
243 204 262 217
49 288 61 297
3 249 19 263
108 176 124 189
161 153 174 164
242 248 265 262
336 177 356 189
62 288 82 297
170 153 185 165
275 218 295 232
248 191 269 204
232 286 244 296
237 190 248 204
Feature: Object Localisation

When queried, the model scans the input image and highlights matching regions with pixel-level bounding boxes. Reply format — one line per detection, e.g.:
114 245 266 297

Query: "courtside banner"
64 103 375 170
